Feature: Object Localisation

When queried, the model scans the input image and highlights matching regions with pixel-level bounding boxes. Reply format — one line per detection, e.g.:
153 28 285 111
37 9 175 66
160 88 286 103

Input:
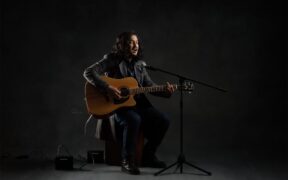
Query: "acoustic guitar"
84 76 193 118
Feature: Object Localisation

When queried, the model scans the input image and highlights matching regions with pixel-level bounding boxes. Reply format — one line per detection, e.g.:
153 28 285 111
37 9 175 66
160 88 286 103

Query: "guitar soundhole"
113 87 130 105
120 87 130 97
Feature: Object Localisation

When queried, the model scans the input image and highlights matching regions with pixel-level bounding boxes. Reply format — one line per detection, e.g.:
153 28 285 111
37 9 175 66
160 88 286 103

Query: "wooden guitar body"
85 76 139 118
85 76 193 118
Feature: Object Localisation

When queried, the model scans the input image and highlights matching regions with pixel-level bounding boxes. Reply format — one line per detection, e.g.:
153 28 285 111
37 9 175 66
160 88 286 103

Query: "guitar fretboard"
129 84 179 95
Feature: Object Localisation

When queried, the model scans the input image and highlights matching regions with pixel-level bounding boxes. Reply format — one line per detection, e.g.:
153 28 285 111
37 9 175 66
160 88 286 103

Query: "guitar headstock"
182 82 194 92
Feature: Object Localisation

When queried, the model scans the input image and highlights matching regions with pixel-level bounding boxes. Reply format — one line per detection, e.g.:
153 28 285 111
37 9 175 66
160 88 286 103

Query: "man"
83 31 175 175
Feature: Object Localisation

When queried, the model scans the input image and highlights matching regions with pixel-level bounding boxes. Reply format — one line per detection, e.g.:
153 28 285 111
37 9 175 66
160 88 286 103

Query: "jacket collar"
119 60 144 86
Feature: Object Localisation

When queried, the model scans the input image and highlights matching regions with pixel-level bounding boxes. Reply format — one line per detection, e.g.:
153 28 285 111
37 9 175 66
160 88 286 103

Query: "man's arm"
83 55 111 91
83 55 122 99
142 66 173 98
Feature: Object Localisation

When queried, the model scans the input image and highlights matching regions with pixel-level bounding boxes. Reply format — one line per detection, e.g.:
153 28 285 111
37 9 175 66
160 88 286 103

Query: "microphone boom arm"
144 64 227 93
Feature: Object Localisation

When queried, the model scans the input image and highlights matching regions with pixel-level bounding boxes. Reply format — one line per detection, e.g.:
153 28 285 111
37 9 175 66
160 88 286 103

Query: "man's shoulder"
97 53 118 63
134 60 148 71
135 59 146 66
101 53 112 61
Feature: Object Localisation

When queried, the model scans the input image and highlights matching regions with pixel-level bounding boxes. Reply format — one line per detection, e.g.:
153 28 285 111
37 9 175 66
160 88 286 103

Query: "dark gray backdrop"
1 0 286 163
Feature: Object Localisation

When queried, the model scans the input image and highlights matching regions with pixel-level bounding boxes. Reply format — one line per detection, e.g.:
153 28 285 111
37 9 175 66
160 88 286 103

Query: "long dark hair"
111 31 143 60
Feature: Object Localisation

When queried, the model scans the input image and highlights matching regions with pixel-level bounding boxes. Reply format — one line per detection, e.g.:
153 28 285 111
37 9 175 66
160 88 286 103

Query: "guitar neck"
130 84 179 95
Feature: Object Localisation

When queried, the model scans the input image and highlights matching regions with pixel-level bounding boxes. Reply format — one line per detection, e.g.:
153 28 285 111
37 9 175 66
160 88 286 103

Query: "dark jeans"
115 106 170 160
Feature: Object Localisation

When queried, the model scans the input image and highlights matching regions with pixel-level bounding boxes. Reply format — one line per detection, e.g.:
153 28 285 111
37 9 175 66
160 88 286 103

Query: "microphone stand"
145 65 226 176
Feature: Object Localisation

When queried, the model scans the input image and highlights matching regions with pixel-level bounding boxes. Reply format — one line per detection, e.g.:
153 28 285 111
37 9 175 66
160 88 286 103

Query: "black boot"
142 153 167 168
142 144 167 168
121 159 140 175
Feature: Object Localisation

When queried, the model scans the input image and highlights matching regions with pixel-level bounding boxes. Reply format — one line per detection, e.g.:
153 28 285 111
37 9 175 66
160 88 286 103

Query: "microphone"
140 62 157 71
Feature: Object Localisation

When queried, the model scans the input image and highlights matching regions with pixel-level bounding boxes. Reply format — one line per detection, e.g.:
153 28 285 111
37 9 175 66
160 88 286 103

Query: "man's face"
128 35 139 56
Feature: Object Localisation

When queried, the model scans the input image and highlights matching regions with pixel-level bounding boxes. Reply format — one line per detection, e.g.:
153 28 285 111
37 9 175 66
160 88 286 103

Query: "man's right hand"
107 85 122 100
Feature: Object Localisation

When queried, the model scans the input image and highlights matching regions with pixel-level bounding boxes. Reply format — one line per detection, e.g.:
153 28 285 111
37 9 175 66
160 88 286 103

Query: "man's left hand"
166 82 175 95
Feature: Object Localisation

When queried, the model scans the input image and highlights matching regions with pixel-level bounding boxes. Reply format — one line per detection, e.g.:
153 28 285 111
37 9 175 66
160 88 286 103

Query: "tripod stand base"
154 154 212 176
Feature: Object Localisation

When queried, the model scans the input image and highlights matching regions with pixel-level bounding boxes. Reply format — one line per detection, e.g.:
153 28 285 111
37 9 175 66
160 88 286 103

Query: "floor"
0 153 287 180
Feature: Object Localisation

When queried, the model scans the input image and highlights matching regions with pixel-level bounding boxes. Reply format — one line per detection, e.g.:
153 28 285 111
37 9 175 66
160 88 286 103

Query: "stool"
105 128 144 166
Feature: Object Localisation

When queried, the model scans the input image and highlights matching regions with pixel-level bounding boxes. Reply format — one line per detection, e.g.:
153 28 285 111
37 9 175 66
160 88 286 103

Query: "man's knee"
160 113 170 130
128 114 142 129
